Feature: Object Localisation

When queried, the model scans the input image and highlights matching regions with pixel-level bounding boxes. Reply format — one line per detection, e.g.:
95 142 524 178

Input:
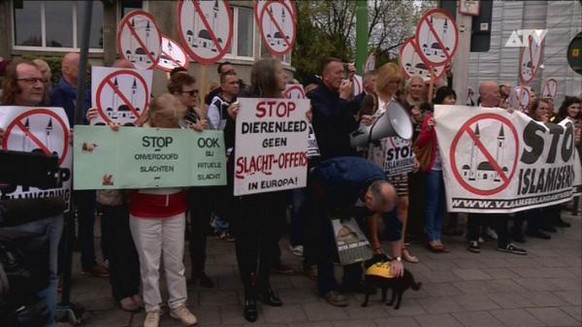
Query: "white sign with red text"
234 98 310 196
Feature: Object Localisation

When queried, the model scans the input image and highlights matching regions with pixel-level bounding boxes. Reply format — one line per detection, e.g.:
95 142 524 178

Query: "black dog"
361 268 422 309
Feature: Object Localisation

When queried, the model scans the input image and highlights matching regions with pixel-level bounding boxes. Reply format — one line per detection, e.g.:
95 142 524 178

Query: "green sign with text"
73 126 226 190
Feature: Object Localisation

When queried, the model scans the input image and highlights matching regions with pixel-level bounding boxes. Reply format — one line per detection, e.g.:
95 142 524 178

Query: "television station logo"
505 29 547 48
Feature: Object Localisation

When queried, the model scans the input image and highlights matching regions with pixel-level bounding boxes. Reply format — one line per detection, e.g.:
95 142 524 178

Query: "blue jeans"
424 170 445 242
4 214 64 327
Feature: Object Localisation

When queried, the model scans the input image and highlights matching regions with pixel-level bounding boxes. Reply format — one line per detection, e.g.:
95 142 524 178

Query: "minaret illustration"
45 119 53 151
494 125 505 182
109 78 119 113
131 78 139 116
144 20 151 63
22 118 30 151
469 123 480 181
127 19 135 62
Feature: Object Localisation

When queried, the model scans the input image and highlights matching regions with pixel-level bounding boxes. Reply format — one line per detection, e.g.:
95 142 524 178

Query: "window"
120 0 145 19
13 0 104 51
260 39 292 65
225 6 255 59
236 7 253 57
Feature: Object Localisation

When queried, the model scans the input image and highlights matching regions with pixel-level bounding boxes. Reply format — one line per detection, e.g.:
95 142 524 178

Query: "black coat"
307 84 359 160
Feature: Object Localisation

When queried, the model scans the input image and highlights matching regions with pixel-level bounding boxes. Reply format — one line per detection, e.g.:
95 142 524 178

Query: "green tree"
292 1 356 81
292 0 438 80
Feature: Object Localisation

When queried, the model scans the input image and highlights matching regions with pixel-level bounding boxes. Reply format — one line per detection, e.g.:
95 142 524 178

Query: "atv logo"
505 29 547 48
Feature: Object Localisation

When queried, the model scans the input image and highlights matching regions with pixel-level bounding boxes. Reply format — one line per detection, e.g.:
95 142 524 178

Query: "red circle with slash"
259 0 297 56
449 113 519 196
415 9 459 67
177 0 234 65
2 109 70 165
95 70 150 125
117 10 162 70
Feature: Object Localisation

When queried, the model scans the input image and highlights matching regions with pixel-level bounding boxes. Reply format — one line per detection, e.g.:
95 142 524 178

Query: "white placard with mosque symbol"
399 37 445 82
91 67 153 127
117 10 162 70
156 35 191 72
177 0 234 65
415 9 459 67
258 0 297 56
0 107 73 211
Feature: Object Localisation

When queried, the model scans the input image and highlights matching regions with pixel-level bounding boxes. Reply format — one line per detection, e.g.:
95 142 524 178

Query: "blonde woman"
361 63 420 262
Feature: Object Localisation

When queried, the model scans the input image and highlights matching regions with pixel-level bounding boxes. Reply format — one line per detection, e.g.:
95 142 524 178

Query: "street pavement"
60 211 581 326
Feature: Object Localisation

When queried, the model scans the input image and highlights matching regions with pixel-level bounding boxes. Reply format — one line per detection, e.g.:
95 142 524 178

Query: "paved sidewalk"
60 212 581 326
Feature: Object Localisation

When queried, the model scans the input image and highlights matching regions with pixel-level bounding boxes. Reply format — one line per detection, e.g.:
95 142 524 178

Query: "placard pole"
452 10 473 105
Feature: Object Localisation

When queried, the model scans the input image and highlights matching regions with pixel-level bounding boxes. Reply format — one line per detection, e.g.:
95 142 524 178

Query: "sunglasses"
181 89 199 96
17 77 46 85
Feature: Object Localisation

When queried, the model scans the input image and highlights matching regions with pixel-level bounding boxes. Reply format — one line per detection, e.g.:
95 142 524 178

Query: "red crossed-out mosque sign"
449 114 520 196
399 37 445 81
284 84 306 99
519 35 544 86
542 79 558 99
177 0 234 65
156 35 191 72
258 0 297 56
95 69 150 126
2 109 70 165
117 10 162 70
415 9 459 67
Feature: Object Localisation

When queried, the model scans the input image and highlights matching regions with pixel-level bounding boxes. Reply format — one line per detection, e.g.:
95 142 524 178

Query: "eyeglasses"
180 89 199 96
16 77 46 85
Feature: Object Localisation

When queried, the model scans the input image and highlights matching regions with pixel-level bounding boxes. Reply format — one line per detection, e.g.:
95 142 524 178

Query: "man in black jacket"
307 58 359 160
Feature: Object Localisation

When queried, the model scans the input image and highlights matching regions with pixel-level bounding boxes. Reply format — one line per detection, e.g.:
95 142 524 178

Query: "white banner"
234 98 310 196
435 105 581 213
0 106 72 210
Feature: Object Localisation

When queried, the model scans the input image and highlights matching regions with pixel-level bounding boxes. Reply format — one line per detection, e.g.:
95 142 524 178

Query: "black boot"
257 270 283 307
243 296 258 322
243 277 258 322
259 288 282 307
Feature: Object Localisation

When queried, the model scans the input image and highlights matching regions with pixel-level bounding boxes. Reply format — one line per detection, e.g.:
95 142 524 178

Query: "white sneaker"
143 310 161 327
170 305 198 326
478 236 485 244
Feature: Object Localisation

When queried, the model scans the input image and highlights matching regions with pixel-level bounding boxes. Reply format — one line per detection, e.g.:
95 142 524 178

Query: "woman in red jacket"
416 86 457 252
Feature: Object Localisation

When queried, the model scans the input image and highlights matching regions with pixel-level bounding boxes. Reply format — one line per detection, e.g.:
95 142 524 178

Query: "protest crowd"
0 50 580 327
